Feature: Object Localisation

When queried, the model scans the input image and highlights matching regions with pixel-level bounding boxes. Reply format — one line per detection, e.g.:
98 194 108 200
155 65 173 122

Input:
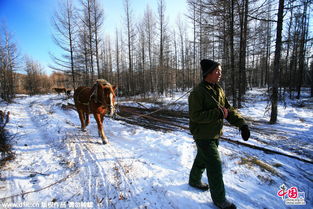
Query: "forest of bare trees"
1 0 312 123
48 0 313 97
0 21 75 99
0 24 19 103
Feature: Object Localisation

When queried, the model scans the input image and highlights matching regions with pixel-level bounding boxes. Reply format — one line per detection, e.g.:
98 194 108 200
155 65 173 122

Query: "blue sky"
0 0 59 73
0 0 188 74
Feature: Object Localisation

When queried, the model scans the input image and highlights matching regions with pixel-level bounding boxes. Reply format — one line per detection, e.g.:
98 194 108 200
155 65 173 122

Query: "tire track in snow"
23 97 111 206
70 131 142 208
56 99 178 208
66 133 114 208
64 121 178 208
101 138 179 209
25 96 141 208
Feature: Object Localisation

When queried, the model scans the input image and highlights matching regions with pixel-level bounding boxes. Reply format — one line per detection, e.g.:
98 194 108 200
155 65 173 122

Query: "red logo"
287 187 298 199
277 184 306 205
277 185 299 200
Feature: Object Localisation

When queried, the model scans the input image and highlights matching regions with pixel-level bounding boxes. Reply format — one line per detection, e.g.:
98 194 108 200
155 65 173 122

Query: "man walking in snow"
188 59 250 209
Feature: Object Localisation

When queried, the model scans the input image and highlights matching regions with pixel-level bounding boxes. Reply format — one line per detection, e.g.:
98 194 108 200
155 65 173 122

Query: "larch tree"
157 0 168 94
296 0 309 99
0 24 19 102
143 5 156 92
92 0 105 79
270 0 284 124
51 0 77 89
123 0 136 95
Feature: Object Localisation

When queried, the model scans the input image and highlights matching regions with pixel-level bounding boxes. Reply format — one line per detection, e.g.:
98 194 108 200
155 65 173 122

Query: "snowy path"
0 94 312 209
0 95 196 208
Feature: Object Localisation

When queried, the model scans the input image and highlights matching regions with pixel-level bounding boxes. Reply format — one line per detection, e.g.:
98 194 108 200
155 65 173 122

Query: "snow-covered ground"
0 88 312 209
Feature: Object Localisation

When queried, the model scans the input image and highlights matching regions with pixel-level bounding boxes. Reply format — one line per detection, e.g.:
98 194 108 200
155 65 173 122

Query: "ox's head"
97 83 117 117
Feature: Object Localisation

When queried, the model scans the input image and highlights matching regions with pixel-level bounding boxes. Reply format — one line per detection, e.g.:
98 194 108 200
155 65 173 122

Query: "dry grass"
0 131 15 167
0 111 15 168
239 156 281 177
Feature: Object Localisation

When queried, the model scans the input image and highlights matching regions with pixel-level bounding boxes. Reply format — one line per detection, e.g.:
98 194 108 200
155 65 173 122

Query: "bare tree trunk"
311 62 313 97
107 38 113 82
265 1 272 88
238 1 244 108
270 0 284 124
138 21 146 97
124 0 134 95
66 0 76 89
289 37 298 99
177 17 185 91
51 0 77 89
296 0 308 99
92 0 104 79
230 0 237 107
82 28 90 86
143 6 155 93
158 0 165 94
115 29 120 89
242 0 248 93
86 0 95 81
192 1 197 86
265 27 270 88
284 1 293 96
199 0 203 60
173 31 179 91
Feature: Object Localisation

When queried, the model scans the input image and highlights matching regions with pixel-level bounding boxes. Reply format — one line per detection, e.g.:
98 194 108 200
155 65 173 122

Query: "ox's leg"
93 113 108 144
78 110 86 131
85 112 90 127
101 114 104 123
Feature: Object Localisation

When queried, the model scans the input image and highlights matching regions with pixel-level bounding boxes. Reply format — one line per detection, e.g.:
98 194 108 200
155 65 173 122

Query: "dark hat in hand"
201 59 220 78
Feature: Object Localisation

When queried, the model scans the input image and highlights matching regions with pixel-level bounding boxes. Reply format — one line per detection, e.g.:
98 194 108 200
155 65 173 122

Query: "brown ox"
74 79 117 144
53 87 66 95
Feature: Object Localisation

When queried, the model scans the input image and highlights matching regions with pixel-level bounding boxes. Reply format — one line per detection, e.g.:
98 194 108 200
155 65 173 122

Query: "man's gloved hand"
240 125 250 141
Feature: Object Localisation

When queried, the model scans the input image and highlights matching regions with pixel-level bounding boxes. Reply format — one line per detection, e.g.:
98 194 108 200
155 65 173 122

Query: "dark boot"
215 199 236 209
189 182 209 191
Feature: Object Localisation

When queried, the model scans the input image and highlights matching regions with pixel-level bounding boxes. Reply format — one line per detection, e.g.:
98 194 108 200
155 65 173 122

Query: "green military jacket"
188 81 246 140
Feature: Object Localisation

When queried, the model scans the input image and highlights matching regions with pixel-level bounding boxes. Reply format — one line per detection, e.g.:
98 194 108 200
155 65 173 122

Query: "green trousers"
189 139 226 205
